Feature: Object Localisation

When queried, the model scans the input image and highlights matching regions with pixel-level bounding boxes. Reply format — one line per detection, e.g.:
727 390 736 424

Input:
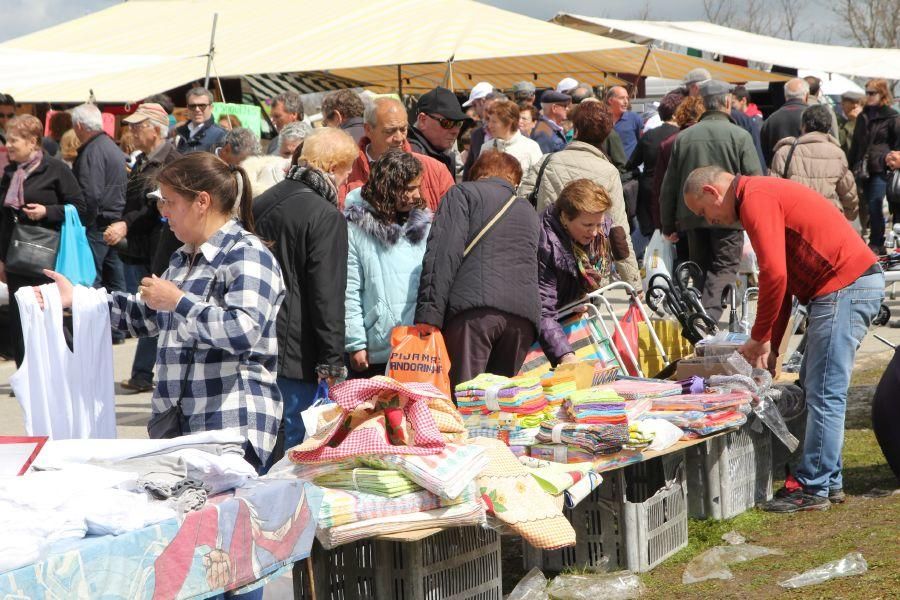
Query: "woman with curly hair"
343 149 432 377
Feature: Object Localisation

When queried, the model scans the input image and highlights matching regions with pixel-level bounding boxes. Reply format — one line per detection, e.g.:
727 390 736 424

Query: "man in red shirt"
684 166 883 513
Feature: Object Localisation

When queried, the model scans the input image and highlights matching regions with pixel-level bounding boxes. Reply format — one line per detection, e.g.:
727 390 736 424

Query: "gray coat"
72 132 127 225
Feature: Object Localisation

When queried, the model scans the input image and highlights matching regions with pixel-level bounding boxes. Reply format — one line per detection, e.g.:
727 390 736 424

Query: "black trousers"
442 307 536 390
872 347 900 483
687 228 744 322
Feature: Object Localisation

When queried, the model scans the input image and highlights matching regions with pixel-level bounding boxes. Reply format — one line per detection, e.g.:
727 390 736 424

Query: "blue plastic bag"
55 205 96 286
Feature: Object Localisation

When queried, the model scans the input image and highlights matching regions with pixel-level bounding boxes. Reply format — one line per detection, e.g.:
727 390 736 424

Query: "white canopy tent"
553 14 900 81
0 0 783 103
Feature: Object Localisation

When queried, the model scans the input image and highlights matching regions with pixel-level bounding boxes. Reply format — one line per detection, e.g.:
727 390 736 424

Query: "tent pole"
397 65 403 97
204 13 219 90
632 45 653 98
444 57 455 92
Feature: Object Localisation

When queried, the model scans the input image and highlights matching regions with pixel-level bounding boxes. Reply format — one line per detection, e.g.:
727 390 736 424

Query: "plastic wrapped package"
682 544 784 584
546 571 646 600
778 552 868 589
508 567 550 600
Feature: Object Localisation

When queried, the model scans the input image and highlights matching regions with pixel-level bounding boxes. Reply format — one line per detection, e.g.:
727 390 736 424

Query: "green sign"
212 103 262 138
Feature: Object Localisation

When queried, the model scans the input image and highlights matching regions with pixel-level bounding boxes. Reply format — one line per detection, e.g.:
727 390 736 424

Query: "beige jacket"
518 141 641 290
771 132 858 220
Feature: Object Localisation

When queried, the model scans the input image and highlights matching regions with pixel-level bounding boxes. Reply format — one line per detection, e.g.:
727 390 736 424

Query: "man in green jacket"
660 80 762 320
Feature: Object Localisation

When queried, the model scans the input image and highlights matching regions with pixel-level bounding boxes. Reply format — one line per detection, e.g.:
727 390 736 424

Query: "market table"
0 478 322 600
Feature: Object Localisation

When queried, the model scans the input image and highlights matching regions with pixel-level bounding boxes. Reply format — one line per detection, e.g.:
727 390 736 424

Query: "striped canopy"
0 0 784 103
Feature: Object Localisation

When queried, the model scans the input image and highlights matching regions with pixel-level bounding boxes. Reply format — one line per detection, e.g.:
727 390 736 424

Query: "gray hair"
71 103 103 132
273 90 304 118
186 86 214 103
784 78 810 101
364 97 405 127
152 120 170 140
224 127 261 156
703 92 730 112
278 121 313 145
683 165 727 198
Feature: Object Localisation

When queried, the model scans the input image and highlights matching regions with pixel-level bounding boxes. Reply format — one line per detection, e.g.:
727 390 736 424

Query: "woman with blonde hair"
252 127 358 454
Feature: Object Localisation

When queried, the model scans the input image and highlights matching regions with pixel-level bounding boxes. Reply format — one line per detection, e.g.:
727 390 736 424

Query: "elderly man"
340 97 454 210
104 102 181 391
218 127 288 199
683 68 711 97
659 80 762 320
276 121 313 159
218 127 261 166
321 89 366 143
531 90 572 154
512 81 536 106
71 103 128 340
556 77 578 95
760 78 810 168
683 165 882 512
570 84 596 104
804 76 841 139
606 86 642 159
838 90 864 157
175 87 226 154
267 90 303 154
461 82 496 179
408 86 468 176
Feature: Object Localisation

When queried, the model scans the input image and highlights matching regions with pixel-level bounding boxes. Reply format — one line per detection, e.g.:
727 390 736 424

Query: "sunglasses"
187 103 210 111
426 113 463 130
865 91 879 96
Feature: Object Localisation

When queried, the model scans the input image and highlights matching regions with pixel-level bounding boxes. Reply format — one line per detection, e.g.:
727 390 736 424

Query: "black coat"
627 123 679 235
730 108 767 172
849 105 900 177
252 170 348 382
407 126 455 176
119 142 181 267
760 99 807 168
71 132 127 224
415 177 540 332
0 152 86 262
175 118 228 154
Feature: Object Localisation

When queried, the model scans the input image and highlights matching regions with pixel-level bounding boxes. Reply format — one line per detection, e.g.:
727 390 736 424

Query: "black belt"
860 263 883 278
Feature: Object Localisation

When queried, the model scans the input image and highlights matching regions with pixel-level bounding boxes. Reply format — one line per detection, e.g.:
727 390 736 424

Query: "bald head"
682 166 738 226
784 78 810 102
605 86 629 119
364 97 409 160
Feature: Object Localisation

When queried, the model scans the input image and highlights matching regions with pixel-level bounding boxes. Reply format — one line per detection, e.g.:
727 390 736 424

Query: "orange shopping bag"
387 325 452 398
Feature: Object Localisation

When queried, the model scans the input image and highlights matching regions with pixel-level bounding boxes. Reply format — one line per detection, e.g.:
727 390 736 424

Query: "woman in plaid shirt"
38 153 285 472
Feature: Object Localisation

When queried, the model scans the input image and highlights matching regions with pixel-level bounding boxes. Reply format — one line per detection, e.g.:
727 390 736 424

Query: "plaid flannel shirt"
109 219 285 466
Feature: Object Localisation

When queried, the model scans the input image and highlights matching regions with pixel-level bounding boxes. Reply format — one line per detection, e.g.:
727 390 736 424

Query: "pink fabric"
3 151 42 210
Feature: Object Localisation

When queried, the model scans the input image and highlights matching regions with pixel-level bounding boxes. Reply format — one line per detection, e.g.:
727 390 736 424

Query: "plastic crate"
294 526 502 600
685 422 773 520
523 451 688 573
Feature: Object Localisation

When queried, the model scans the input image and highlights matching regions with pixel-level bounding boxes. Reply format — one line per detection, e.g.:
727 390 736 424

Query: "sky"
0 0 842 44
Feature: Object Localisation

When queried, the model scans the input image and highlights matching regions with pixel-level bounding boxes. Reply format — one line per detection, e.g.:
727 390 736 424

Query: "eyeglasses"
0 113 14 119
187 103 210 111
425 113 463 130
866 91 879 96
127 121 150 130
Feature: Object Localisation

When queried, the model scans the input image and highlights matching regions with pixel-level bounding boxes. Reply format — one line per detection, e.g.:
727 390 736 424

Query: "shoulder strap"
464 194 517 258
527 153 554 208
780 138 801 179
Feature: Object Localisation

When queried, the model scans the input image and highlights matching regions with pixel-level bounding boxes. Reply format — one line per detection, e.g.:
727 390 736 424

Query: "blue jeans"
123 263 158 382
88 226 127 340
865 174 889 247
276 377 319 450
796 270 884 496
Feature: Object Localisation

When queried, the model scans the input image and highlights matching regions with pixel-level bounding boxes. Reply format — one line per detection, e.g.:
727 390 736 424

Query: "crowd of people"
0 68 897 519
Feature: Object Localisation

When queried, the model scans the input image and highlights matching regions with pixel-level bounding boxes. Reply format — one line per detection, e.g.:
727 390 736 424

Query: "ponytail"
231 164 257 236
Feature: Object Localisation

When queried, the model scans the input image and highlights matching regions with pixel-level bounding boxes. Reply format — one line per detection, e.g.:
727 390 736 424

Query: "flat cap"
841 90 864 102
699 79 731 97
684 67 712 86
540 90 573 105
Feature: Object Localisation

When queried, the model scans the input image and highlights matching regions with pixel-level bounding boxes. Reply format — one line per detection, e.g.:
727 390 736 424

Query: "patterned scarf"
3 151 42 210
571 218 613 292
286 161 338 206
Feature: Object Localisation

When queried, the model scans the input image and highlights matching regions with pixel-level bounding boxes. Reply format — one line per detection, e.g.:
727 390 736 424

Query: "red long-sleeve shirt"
736 175 876 349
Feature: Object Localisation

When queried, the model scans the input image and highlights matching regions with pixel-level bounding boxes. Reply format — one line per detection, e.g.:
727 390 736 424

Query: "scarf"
3 151 42 210
286 161 338 206
571 218 613 293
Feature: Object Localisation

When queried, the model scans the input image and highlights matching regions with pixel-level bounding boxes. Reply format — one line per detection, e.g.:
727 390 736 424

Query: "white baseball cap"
556 77 579 93
462 81 494 107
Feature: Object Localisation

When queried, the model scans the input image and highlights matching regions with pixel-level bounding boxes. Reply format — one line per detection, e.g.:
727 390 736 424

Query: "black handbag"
887 170 900 206
5 213 60 278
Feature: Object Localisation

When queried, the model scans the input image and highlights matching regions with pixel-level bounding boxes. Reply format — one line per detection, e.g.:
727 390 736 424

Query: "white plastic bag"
300 381 334 441
642 230 675 290
778 552 868 588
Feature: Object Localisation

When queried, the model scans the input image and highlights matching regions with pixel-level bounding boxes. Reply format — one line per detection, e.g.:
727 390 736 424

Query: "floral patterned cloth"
471 438 575 550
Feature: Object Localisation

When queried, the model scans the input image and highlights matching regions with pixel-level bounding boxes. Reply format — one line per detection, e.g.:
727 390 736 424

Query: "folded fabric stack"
427 395 468 443
455 374 547 415
529 443 597 463
518 456 595 496
604 379 683 400
651 391 751 412
565 388 627 425
317 501 487 549
541 372 577 415
362 443 488 501
626 422 655 449
316 482 476 529
313 468 422 497
647 392 751 437
624 397 653 422
535 420 630 455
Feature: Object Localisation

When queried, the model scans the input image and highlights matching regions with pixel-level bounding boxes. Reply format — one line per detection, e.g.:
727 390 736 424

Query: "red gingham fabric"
289 377 448 464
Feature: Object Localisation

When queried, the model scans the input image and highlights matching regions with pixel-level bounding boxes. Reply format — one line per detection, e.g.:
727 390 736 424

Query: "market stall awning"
553 14 900 81
1 0 783 103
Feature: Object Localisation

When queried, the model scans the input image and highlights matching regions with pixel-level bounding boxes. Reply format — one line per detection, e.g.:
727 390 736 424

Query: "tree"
776 0 810 40
831 0 900 48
